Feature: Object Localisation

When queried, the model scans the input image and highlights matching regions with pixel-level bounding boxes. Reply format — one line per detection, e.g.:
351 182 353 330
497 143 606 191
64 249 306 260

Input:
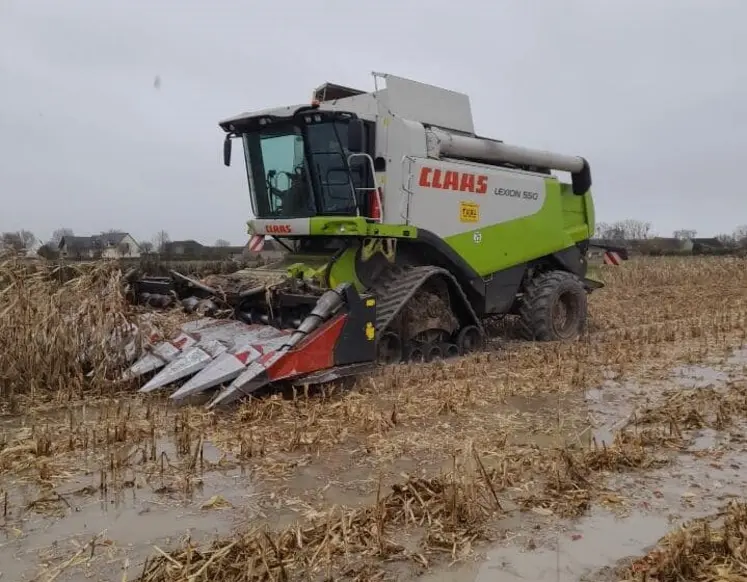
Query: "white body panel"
222 74 474 134
373 73 475 134
406 158 548 238
223 73 587 232
248 217 310 236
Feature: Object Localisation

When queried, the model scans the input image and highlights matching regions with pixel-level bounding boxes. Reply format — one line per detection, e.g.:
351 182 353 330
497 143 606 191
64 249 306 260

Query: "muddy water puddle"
418 347 747 582
469 433 747 582
0 382 597 580
0 402 261 581
3 348 746 581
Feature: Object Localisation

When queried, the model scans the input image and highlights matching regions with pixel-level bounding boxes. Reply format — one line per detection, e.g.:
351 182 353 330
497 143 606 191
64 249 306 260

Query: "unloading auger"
120 72 628 408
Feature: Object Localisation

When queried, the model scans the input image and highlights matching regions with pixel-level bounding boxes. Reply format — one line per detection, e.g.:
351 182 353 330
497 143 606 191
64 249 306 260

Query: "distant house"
163 240 206 258
631 237 691 254
691 238 725 253
162 240 245 260
222 246 247 260
59 232 141 259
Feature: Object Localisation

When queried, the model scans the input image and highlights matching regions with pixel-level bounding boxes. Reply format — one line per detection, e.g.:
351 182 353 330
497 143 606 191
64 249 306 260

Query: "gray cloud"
1 0 745 244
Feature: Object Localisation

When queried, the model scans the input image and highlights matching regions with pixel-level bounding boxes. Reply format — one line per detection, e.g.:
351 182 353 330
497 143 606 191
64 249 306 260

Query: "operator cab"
220 105 377 221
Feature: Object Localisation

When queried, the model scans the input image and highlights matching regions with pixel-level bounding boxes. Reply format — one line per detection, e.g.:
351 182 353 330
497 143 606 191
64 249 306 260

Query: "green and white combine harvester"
124 72 627 408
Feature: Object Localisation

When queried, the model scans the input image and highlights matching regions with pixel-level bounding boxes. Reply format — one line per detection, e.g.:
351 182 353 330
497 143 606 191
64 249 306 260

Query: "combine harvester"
124 72 627 408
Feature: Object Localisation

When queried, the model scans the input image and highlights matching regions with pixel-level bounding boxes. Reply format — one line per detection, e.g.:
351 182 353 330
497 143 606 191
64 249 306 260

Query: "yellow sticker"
459 201 480 223
365 298 376 307
365 321 375 341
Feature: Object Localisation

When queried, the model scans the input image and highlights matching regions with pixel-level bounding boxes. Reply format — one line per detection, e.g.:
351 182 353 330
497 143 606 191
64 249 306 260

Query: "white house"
59 232 141 259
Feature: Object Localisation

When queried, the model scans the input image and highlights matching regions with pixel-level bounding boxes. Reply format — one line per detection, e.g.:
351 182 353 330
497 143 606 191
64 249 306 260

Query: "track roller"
377 331 403 365
425 343 443 362
456 325 484 355
440 342 460 359
407 344 425 363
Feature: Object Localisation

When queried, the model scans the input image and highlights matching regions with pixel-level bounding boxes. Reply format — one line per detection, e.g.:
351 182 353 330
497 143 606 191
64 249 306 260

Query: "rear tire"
519 270 587 341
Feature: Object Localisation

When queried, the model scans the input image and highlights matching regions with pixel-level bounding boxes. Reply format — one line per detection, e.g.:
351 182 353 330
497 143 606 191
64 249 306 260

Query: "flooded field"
2 256 747 581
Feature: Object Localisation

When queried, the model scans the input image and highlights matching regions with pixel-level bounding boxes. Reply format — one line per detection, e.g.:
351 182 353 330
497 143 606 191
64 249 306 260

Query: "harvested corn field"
2 256 747 581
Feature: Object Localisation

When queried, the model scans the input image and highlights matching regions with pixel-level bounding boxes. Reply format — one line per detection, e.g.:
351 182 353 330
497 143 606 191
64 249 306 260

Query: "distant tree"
716 233 737 246
139 240 154 254
50 227 74 247
596 219 652 241
734 225 747 247
117 242 131 257
673 229 697 240
22 230 36 249
0 232 22 252
153 230 170 253
595 222 625 241
594 222 611 239
214 238 231 247
619 219 652 240
1 230 35 252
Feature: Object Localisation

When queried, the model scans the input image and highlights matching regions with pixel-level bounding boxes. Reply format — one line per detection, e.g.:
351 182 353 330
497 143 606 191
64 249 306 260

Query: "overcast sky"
1 0 745 245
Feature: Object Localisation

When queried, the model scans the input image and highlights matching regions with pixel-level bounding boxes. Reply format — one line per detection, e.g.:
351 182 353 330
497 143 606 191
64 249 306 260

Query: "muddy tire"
519 270 587 341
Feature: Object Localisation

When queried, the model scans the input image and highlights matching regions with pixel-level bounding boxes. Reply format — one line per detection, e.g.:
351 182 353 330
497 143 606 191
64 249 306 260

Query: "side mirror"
223 135 232 166
347 119 364 153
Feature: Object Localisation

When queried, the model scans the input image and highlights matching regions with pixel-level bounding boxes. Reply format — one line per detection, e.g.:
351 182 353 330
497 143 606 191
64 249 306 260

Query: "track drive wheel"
377 331 403 365
519 270 587 341
440 342 461 359
407 343 425 363
456 325 484 355
425 343 443 362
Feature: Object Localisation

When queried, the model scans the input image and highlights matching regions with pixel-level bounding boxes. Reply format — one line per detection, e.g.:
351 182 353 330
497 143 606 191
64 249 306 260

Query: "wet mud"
443 347 747 582
2 346 746 580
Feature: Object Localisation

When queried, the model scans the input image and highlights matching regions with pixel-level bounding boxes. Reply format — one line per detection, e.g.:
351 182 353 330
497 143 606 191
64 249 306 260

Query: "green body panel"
247 178 593 292
307 216 417 239
442 180 594 277
251 245 365 292
327 246 364 291
252 253 332 288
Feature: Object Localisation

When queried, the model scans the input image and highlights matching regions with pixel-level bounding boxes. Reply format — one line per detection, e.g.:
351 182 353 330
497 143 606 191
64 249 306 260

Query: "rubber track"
369 265 483 339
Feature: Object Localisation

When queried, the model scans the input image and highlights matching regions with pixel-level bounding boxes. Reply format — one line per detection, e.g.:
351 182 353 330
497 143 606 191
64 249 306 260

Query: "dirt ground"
1 256 747 581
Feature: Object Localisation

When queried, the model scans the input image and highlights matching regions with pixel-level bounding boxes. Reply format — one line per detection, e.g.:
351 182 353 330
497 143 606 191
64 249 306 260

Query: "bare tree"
594 222 611 239
117 242 131 257
673 229 697 240
214 238 231 247
139 240 154 254
618 219 652 240
153 230 170 253
1 230 36 252
50 228 74 247
734 225 747 247
595 222 626 241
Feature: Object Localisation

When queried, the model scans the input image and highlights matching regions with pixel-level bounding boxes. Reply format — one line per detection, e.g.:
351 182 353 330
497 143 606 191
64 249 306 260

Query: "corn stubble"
2 256 747 580
621 500 747 582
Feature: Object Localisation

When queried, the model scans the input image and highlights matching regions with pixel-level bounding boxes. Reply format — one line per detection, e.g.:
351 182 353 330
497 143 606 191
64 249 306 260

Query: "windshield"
241 120 360 220
243 125 315 218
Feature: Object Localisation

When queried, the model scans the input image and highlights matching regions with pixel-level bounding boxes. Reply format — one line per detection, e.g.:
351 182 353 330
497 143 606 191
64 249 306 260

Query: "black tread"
518 270 587 341
370 265 483 340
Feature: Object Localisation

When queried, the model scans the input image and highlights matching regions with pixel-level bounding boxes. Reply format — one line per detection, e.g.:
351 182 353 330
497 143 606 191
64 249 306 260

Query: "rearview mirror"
223 135 232 166
347 119 364 153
